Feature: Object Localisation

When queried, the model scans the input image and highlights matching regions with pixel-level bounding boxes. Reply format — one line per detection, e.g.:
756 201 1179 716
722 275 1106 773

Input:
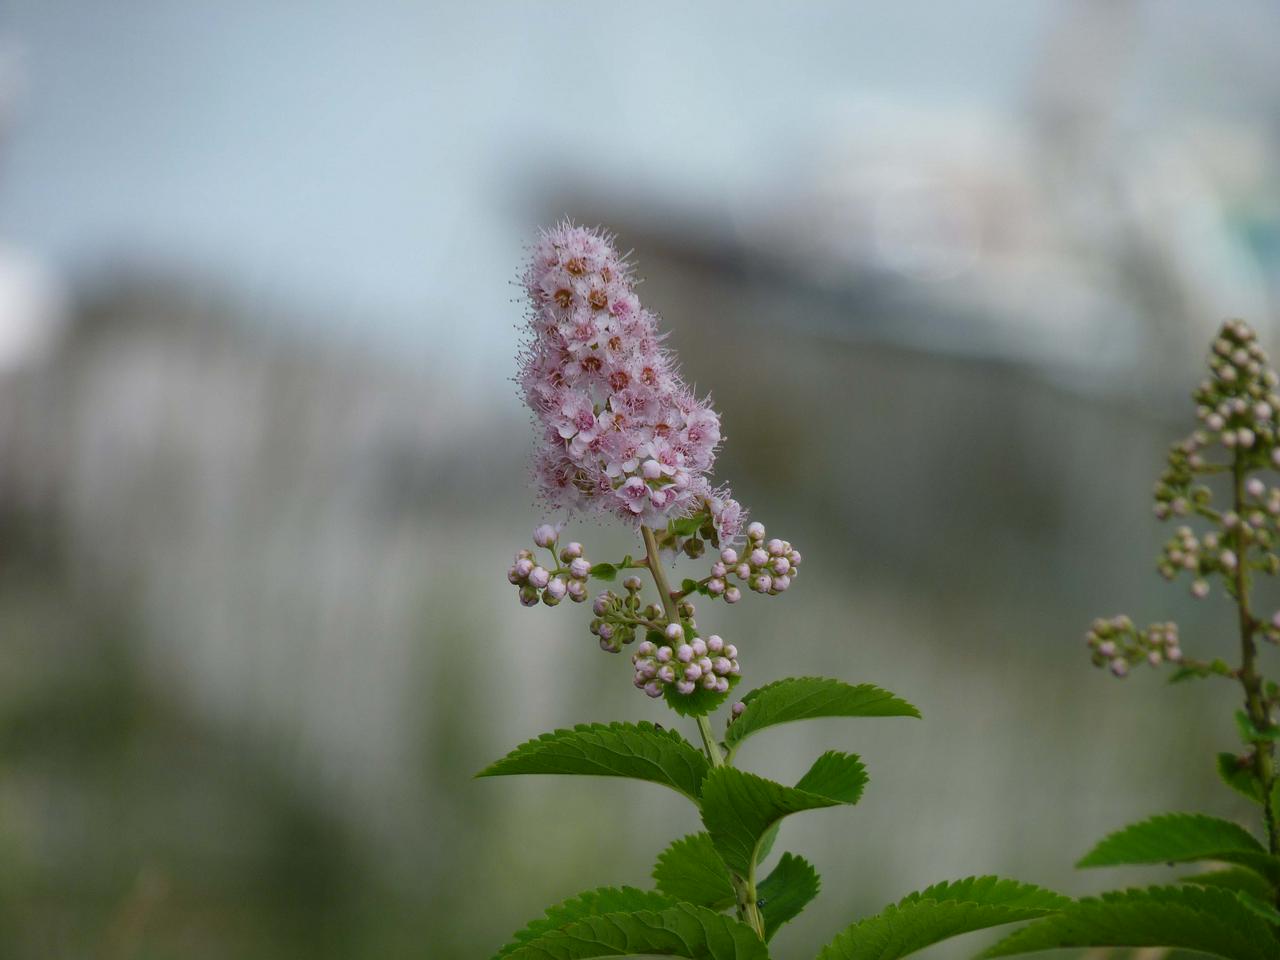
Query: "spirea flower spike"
505 222 802 702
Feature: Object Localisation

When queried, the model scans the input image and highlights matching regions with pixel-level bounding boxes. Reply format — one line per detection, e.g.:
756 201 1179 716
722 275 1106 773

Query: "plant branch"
640 523 765 940
1232 458 1278 859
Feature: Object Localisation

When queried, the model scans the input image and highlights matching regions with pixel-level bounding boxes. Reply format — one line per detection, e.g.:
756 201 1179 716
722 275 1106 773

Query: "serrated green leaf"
477 722 710 801
980 885 1280 960
493 887 677 960
1077 812 1278 882
652 833 735 910
1234 889 1280 925
815 876 1067 960
1182 867 1276 902
1218 752 1264 803
700 751 867 875
757 852 820 941
723 678 919 758
590 563 618 581
663 674 740 718
503 902 768 960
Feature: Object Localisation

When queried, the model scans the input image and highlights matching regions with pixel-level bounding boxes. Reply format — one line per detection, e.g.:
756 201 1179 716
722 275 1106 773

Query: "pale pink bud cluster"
1156 525 1247 600
631 633 740 698
517 222 743 535
1085 616 1182 678
703 521 801 603
507 526 593 607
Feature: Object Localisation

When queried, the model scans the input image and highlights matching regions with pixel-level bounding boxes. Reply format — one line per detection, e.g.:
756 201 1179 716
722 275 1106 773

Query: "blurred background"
1 1 1279 957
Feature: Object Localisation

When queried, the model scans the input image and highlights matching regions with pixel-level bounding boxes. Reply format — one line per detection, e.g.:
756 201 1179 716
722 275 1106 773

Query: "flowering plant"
479 224 1065 960
978 320 1280 959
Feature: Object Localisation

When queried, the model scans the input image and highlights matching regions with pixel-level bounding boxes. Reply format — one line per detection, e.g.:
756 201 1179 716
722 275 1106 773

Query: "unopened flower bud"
746 522 765 541
676 644 694 663
567 579 587 602
519 585 540 606
1110 658 1129 678
592 595 610 616
702 673 719 690
710 562 727 578
641 458 663 479
560 541 584 561
707 578 725 595
514 557 534 580
735 562 751 579
684 664 702 681
723 643 738 659
676 680 696 695
724 586 742 604
545 578 568 600
715 677 729 693
533 524 558 548
766 538 784 556
749 548 768 568
691 637 708 657
643 681 664 698
528 566 550 589
656 646 673 662
731 701 746 717
1191 579 1210 599
1248 478 1266 498
657 664 676 683
712 657 732 676
1220 549 1238 571
720 548 739 564
598 622 614 640
707 635 724 653
665 623 684 642
623 575 643 591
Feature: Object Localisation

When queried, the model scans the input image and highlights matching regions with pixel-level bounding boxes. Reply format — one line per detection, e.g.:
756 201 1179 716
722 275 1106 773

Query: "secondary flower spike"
518 221 742 536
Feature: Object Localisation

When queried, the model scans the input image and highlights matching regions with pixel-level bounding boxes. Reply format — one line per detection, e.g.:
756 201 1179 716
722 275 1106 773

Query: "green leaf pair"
653 833 819 942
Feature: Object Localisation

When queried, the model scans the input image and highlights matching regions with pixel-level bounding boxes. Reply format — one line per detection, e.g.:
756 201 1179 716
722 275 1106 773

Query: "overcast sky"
1 1 1276 387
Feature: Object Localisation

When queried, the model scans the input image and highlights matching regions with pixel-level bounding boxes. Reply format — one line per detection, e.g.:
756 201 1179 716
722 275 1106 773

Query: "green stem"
640 524 765 939
1231 459 1278 860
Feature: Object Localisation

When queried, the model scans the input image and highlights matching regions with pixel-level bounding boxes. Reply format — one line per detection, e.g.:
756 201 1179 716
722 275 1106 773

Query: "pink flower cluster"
518 222 743 536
